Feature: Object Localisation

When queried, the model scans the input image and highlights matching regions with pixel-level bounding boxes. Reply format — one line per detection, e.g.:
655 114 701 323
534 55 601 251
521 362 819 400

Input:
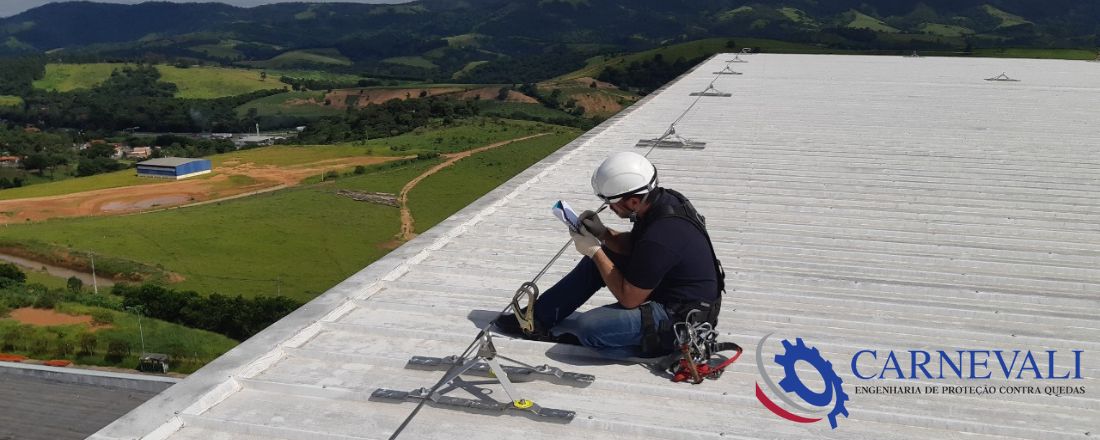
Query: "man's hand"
570 225 602 258
578 210 608 239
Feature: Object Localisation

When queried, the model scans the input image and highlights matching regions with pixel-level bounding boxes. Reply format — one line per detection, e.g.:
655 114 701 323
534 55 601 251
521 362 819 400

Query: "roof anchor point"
985 72 1020 82
636 124 706 150
689 83 732 97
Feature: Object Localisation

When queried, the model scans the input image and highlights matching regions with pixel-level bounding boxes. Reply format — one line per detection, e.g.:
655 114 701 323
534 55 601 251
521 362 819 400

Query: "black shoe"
491 311 582 346
491 312 526 337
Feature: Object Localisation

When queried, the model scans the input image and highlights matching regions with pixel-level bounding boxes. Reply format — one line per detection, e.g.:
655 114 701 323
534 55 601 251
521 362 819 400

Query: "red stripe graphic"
755 382 822 424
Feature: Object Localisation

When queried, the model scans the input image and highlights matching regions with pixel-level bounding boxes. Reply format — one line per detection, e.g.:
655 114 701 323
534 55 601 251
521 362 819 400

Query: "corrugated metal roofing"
136 157 208 167
94 54 1099 440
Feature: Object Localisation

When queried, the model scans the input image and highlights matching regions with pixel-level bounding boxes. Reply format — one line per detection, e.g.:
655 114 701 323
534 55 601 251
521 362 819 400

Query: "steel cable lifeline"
383 56 744 439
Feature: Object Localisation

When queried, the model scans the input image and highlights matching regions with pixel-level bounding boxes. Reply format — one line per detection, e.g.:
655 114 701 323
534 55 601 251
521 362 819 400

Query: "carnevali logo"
754 332 1087 431
754 334 850 429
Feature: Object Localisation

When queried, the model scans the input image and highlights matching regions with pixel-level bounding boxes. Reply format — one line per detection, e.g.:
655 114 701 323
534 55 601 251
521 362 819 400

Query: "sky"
0 0 405 18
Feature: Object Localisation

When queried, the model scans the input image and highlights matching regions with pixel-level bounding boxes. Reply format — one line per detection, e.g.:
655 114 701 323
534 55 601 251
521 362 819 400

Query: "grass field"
919 23 974 37
478 101 579 120
408 130 581 233
0 169 146 201
32 63 284 98
248 49 353 69
0 187 405 301
190 41 244 60
452 61 489 79
21 270 71 290
360 118 553 154
0 119 579 299
157 66 283 99
971 48 1098 60
444 33 484 48
211 144 377 167
779 7 816 25
0 303 237 373
236 91 342 119
383 56 439 69
716 6 753 21
0 95 22 107
983 5 1032 29
847 11 900 33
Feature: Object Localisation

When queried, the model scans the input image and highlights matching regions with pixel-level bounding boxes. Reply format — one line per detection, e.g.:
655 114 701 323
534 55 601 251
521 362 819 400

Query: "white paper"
552 200 580 232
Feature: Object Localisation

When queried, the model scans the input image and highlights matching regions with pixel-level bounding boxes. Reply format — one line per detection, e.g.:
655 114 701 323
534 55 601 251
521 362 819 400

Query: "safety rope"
387 55 743 439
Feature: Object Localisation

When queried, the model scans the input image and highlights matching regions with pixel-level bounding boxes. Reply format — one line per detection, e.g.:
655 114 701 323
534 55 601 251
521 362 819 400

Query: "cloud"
0 0 405 18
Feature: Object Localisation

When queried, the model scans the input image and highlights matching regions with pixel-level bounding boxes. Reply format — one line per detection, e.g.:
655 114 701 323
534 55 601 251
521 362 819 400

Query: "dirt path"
7 308 110 331
0 253 115 287
397 133 549 241
0 156 408 224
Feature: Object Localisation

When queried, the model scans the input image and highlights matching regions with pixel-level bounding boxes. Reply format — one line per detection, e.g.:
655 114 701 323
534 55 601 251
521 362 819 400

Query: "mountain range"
1 1 1097 79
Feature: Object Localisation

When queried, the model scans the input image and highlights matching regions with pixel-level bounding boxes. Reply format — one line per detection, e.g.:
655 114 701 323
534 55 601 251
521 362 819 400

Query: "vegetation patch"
156 66 283 99
382 56 439 69
0 240 173 283
189 42 245 60
444 33 485 48
971 48 1097 60
780 7 816 25
0 95 22 107
982 5 1032 29
846 11 901 33
32 63 283 98
237 90 342 119
32 63 121 91
452 61 490 79
717 6 753 22
408 129 579 233
249 49 353 68
0 169 145 201
919 23 974 37
0 303 237 373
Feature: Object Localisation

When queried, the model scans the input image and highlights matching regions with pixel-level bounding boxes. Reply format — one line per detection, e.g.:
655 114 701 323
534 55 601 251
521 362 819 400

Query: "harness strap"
638 302 663 357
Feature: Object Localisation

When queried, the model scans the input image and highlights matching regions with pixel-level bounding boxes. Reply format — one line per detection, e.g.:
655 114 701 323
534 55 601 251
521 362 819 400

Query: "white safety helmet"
591 152 658 203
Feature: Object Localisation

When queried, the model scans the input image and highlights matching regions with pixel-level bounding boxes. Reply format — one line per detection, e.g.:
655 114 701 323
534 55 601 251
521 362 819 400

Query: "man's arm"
600 229 632 255
590 248 651 309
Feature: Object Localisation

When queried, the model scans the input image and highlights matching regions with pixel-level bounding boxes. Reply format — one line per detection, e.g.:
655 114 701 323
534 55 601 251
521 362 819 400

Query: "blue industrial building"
136 157 212 180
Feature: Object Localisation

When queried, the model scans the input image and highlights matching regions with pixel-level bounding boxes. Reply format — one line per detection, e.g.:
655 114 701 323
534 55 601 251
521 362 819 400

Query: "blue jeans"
533 250 670 359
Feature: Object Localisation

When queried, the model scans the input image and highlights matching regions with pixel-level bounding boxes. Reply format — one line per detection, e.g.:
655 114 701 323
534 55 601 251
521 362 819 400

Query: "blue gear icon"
773 338 850 429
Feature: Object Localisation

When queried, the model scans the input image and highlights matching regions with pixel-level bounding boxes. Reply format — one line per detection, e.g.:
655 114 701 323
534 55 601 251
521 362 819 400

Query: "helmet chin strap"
629 187 658 223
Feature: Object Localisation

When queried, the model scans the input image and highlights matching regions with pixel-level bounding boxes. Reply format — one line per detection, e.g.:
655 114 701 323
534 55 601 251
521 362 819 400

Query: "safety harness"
636 189 742 383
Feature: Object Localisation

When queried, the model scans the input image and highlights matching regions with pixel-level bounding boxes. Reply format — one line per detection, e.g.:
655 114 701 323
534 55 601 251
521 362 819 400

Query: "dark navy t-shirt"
622 189 718 306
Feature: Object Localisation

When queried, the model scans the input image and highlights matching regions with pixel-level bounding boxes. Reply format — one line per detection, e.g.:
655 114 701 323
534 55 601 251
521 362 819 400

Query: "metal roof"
0 363 175 440
94 54 1099 440
136 157 208 167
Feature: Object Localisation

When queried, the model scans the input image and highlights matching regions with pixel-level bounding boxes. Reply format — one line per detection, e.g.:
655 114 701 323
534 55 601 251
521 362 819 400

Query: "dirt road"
397 133 549 241
0 156 407 224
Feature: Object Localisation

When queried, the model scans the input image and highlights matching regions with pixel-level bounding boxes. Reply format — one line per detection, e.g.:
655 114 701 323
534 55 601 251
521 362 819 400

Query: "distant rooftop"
95 54 1099 439
136 157 209 167
1 363 176 440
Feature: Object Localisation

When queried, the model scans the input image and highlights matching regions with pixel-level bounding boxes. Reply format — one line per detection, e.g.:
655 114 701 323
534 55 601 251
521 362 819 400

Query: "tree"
78 333 98 356
496 87 510 101
260 71 267 82
67 276 84 293
105 338 131 363
0 262 26 285
21 153 49 175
